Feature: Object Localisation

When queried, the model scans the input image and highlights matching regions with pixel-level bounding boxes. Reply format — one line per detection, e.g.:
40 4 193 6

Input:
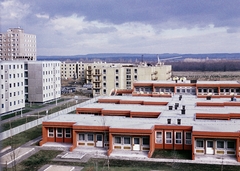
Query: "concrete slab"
110 150 148 159
40 165 83 171
61 152 86 159
0 147 35 165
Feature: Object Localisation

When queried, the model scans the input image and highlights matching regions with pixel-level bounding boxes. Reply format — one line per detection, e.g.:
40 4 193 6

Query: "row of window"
43 91 60 98
156 131 192 145
43 77 60 83
42 63 60 67
48 128 71 138
114 137 149 145
196 139 235 149
0 64 23 70
43 70 60 75
1 99 24 109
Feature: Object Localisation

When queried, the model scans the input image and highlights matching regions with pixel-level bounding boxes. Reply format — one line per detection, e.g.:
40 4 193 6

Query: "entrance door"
96 134 103 147
133 137 141 151
206 140 214 154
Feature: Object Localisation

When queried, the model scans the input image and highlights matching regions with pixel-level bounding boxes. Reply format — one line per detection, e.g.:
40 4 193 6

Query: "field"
172 71 240 81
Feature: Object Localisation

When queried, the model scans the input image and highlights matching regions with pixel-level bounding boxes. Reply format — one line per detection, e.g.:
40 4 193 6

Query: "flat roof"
45 94 240 132
134 80 240 84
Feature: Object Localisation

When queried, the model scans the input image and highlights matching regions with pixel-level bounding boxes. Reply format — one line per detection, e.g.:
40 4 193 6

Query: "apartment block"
61 62 85 80
86 62 172 96
26 61 61 103
0 61 61 114
0 61 25 114
61 61 172 96
0 28 37 61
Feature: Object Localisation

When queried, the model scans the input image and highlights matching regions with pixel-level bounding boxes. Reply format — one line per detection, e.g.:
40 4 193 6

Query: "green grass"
1 109 31 121
0 126 42 149
1 116 42 132
152 149 192 159
2 150 62 171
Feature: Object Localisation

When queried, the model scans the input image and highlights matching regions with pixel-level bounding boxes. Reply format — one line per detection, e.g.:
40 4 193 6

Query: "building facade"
0 61 25 114
0 28 37 61
61 62 85 80
40 80 240 162
61 61 172 96
0 61 61 114
27 61 61 103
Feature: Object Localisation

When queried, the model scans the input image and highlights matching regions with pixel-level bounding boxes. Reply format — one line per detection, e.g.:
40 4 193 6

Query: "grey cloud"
77 26 117 35
23 0 240 29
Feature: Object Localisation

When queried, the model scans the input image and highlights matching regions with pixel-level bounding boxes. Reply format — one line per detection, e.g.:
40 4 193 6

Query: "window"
134 69 137 74
48 128 54 137
185 132 192 145
227 141 235 149
116 82 119 88
156 132 162 143
167 119 171 124
142 137 149 145
177 119 181 125
65 128 71 138
115 69 119 74
175 132 182 144
126 68 131 74
87 134 94 141
115 137 121 144
56 128 63 137
196 140 204 148
103 69 106 74
79 134 85 141
103 89 106 94
165 132 172 144
134 75 137 81
217 140 224 149
124 137 131 144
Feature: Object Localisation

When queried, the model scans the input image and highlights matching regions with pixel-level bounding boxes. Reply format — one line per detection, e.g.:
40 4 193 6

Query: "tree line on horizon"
166 60 240 71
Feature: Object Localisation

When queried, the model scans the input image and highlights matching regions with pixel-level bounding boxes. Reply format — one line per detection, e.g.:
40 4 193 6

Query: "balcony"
93 79 101 83
93 72 101 76
93 86 101 89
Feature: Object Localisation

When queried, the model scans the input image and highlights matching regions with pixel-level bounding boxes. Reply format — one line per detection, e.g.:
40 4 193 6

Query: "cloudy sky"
1 0 240 56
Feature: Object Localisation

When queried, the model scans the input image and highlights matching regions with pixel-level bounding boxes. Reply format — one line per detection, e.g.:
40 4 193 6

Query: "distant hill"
37 53 240 62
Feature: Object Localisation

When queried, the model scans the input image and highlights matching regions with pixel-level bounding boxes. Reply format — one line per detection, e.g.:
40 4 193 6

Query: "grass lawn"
1 109 31 121
2 150 62 171
0 126 42 149
152 149 192 159
1 116 42 132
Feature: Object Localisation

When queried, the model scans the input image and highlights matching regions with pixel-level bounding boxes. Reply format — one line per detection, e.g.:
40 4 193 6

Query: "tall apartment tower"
0 28 37 61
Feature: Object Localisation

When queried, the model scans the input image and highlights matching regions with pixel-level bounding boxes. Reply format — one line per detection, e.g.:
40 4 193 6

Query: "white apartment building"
0 61 61 114
27 61 61 103
0 61 25 114
0 28 37 61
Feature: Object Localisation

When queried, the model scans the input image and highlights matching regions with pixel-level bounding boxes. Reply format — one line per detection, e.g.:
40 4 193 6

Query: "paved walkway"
42 142 240 166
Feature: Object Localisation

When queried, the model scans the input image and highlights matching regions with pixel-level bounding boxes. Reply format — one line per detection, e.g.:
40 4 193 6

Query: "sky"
1 0 240 56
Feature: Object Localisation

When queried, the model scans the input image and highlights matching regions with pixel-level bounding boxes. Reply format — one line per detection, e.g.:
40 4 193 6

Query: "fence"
0 97 100 141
